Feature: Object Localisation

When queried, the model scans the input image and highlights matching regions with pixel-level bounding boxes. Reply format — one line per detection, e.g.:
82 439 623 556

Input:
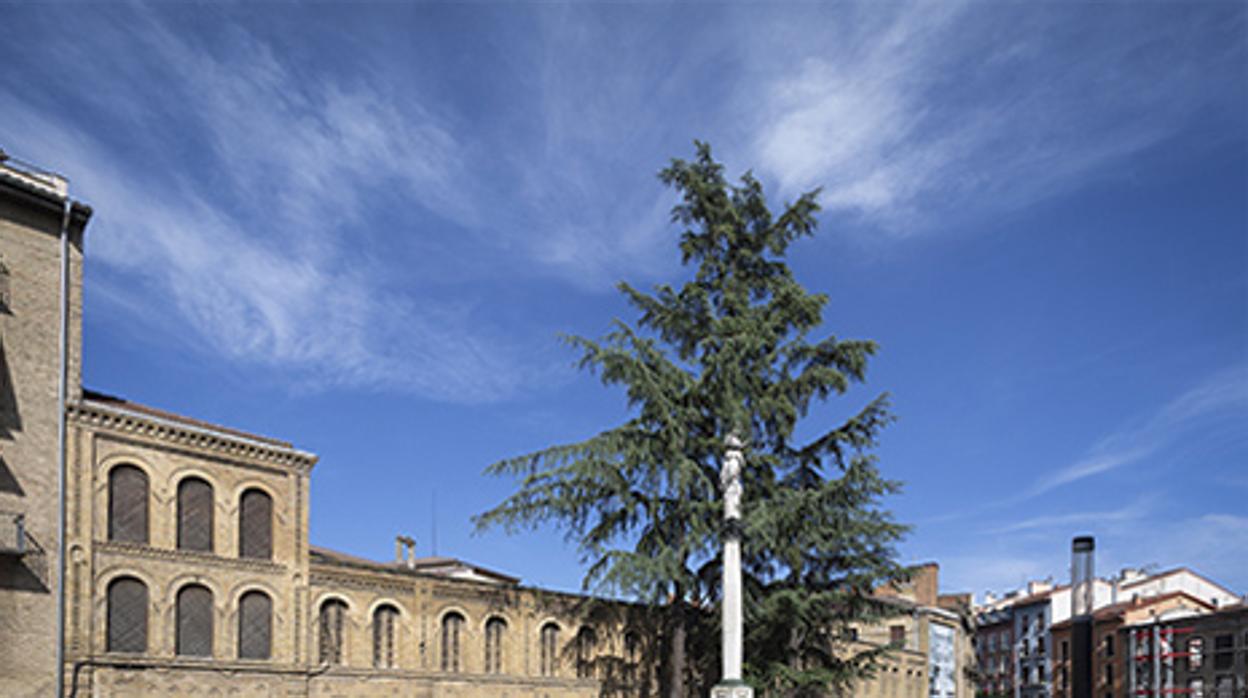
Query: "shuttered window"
238 489 272 560
540 623 559 676
108 465 148 544
319 599 347 665
177 477 214 552
484 617 506 674
373 604 399 668
576 626 597 678
176 584 213 657
441 612 464 672
238 591 272 660
106 576 148 653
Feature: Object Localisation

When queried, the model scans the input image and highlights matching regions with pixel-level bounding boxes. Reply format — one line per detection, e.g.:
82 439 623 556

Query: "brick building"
0 156 659 697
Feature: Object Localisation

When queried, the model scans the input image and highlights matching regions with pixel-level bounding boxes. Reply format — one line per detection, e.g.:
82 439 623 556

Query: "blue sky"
2 2 1245 600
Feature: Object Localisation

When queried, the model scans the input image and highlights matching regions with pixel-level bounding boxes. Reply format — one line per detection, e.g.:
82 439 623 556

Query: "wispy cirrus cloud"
987 496 1153 535
750 3 1246 231
0 13 533 402
1025 365 1248 498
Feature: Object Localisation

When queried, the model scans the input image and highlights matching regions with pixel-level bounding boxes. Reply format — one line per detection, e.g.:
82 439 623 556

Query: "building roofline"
72 389 317 470
0 159 92 231
309 545 520 586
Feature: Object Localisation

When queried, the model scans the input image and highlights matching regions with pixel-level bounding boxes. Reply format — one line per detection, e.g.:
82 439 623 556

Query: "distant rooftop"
310 545 520 586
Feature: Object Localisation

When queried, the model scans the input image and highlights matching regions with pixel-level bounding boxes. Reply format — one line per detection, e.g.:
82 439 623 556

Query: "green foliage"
476 142 909 696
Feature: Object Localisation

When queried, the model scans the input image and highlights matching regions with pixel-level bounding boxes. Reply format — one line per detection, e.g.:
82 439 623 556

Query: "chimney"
1071 536 1095 698
395 535 416 569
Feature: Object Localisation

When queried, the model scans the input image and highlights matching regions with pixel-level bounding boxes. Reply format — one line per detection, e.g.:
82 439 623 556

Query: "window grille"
540 623 559 676
108 465 148 544
484 617 505 674
576 626 597 678
373 605 399 668
177 477 213 552
319 599 347 665
238 591 272 660
106 576 148 653
441 612 464 672
239 489 272 559
176 584 213 657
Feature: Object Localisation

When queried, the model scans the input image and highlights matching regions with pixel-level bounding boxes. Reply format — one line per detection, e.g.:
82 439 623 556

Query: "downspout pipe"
55 191 72 698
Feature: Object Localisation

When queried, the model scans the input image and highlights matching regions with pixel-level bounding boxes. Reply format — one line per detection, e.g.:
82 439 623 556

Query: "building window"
238 591 272 660
106 576 148 653
1213 675 1233 698
1188 678 1204 698
890 624 906 646
1213 634 1233 671
1104 662 1113 685
484 616 505 674
319 599 347 665
441 612 464 672
108 465 148 544
176 584 213 657
540 622 559 676
1060 666 1068 690
238 488 272 559
1105 633 1115 657
1191 637 1204 670
1039 636 1046 655
176 477 214 552
576 626 597 678
373 604 399 669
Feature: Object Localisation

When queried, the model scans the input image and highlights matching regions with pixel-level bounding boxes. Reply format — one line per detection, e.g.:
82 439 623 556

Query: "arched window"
373 604 399 668
319 599 348 665
176 584 214 656
238 590 272 660
576 626 597 678
484 617 506 674
540 622 560 676
108 465 148 544
238 488 272 559
441 612 465 672
106 576 148 653
177 477 214 552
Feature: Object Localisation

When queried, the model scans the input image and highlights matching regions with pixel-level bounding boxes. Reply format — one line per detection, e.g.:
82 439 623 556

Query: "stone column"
712 434 753 698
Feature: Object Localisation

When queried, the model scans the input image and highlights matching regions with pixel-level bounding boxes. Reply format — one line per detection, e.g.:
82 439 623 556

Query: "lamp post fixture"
711 434 753 698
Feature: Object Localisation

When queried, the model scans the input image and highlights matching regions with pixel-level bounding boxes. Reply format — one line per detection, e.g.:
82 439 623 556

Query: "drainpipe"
55 192 72 698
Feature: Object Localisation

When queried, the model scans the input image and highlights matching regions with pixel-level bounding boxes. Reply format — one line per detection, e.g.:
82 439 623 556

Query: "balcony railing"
0 510 27 555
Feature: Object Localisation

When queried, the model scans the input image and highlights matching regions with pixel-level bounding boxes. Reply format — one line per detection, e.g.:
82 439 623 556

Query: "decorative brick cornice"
309 569 415 596
95 540 287 574
70 400 317 473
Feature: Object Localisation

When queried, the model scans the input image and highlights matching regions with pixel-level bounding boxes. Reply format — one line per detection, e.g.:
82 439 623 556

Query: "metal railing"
0 510 26 554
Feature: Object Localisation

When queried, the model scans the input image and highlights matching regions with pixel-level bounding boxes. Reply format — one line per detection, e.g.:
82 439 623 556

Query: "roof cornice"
70 397 317 472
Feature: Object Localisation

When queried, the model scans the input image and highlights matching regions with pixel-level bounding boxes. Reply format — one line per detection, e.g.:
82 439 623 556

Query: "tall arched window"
177 477 214 552
441 612 465 672
106 576 148 653
576 626 597 678
373 604 399 669
539 622 560 676
108 465 148 544
176 584 214 657
484 617 506 674
238 590 272 660
238 488 272 559
319 599 347 665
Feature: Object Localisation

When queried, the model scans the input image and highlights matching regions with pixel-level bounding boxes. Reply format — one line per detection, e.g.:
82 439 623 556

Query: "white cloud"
750 3 1243 231
1026 366 1247 497
0 22 534 402
988 497 1152 535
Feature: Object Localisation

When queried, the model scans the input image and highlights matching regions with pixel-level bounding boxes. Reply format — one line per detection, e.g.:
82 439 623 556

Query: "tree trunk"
666 593 687 698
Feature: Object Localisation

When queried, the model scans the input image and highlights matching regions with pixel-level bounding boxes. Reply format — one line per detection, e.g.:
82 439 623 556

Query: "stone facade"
847 564 977 698
0 163 89 698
